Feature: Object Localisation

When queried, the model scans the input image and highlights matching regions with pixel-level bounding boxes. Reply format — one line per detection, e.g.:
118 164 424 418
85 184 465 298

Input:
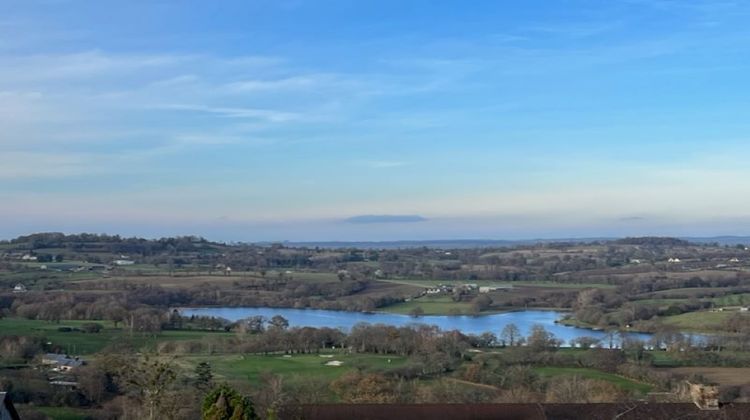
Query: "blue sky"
2 0 750 241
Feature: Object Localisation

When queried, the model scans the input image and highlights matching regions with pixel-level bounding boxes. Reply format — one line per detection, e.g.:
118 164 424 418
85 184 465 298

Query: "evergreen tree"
195 361 214 393
202 384 257 420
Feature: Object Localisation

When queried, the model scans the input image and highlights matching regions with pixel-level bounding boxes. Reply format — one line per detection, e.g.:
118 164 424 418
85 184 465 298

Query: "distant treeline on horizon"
2 232 750 250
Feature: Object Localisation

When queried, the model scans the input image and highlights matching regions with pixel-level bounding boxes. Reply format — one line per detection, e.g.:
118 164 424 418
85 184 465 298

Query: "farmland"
3 233 750 417
533 367 653 394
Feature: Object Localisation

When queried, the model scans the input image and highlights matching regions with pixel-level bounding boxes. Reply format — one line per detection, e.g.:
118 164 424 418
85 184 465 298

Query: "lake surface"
180 307 657 346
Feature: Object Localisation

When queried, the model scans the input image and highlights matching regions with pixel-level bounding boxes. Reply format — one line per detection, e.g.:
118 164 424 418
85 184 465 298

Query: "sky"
2 0 750 242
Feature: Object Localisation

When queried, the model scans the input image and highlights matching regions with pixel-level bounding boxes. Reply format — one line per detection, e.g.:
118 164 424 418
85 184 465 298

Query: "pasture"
381 295 475 315
0 317 231 356
533 367 653 394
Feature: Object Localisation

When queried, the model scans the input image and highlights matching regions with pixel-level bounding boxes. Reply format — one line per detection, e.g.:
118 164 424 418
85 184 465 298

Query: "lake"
180 307 658 346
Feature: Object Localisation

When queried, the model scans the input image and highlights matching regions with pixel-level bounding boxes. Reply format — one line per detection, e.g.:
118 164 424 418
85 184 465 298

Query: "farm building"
41 354 85 372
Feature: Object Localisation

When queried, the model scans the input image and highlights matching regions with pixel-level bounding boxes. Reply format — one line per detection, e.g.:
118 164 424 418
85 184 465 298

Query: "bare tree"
500 323 521 347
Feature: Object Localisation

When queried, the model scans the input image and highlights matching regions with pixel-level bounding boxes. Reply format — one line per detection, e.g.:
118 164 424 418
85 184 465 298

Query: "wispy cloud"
224 75 336 92
154 104 302 122
0 50 189 83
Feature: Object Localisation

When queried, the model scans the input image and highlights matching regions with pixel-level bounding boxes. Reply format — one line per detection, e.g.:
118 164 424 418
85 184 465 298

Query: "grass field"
633 293 750 309
174 353 407 384
711 293 750 307
660 311 737 331
28 406 91 420
380 278 615 289
0 318 231 355
0 270 99 286
380 295 475 315
629 298 689 306
533 367 652 394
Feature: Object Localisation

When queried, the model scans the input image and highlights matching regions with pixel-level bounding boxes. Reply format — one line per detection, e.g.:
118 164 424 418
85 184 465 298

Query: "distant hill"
614 237 692 246
3 232 749 251
682 236 750 246
280 236 750 249
277 238 615 249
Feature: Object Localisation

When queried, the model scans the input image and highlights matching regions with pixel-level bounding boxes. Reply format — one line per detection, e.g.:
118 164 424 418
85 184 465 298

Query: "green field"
30 406 91 420
633 293 750 309
514 281 616 290
711 293 750 307
660 311 737 331
380 278 615 289
533 367 652 394
630 298 688 306
0 270 99 286
0 318 230 355
175 353 407 384
380 295 475 315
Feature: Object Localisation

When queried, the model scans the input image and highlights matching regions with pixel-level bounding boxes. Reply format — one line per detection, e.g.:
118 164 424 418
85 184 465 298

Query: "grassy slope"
379 279 614 315
660 311 737 331
380 278 615 289
380 295 475 315
174 353 407 384
0 318 231 355
533 366 653 394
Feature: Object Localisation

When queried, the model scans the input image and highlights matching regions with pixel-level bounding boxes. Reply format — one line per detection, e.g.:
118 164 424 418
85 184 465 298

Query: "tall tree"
500 323 521 347
268 315 289 331
527 325 560 352
113 355 178 420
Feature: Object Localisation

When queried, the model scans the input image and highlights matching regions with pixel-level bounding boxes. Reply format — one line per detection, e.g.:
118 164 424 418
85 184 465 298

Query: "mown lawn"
174 353 407 384
533 367 652 394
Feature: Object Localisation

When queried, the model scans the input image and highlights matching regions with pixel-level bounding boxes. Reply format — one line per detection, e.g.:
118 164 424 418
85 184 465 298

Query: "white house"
12 284 27 293
668 258 681 263
41 354 84 372
113 259 135 266
21 254 37 261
